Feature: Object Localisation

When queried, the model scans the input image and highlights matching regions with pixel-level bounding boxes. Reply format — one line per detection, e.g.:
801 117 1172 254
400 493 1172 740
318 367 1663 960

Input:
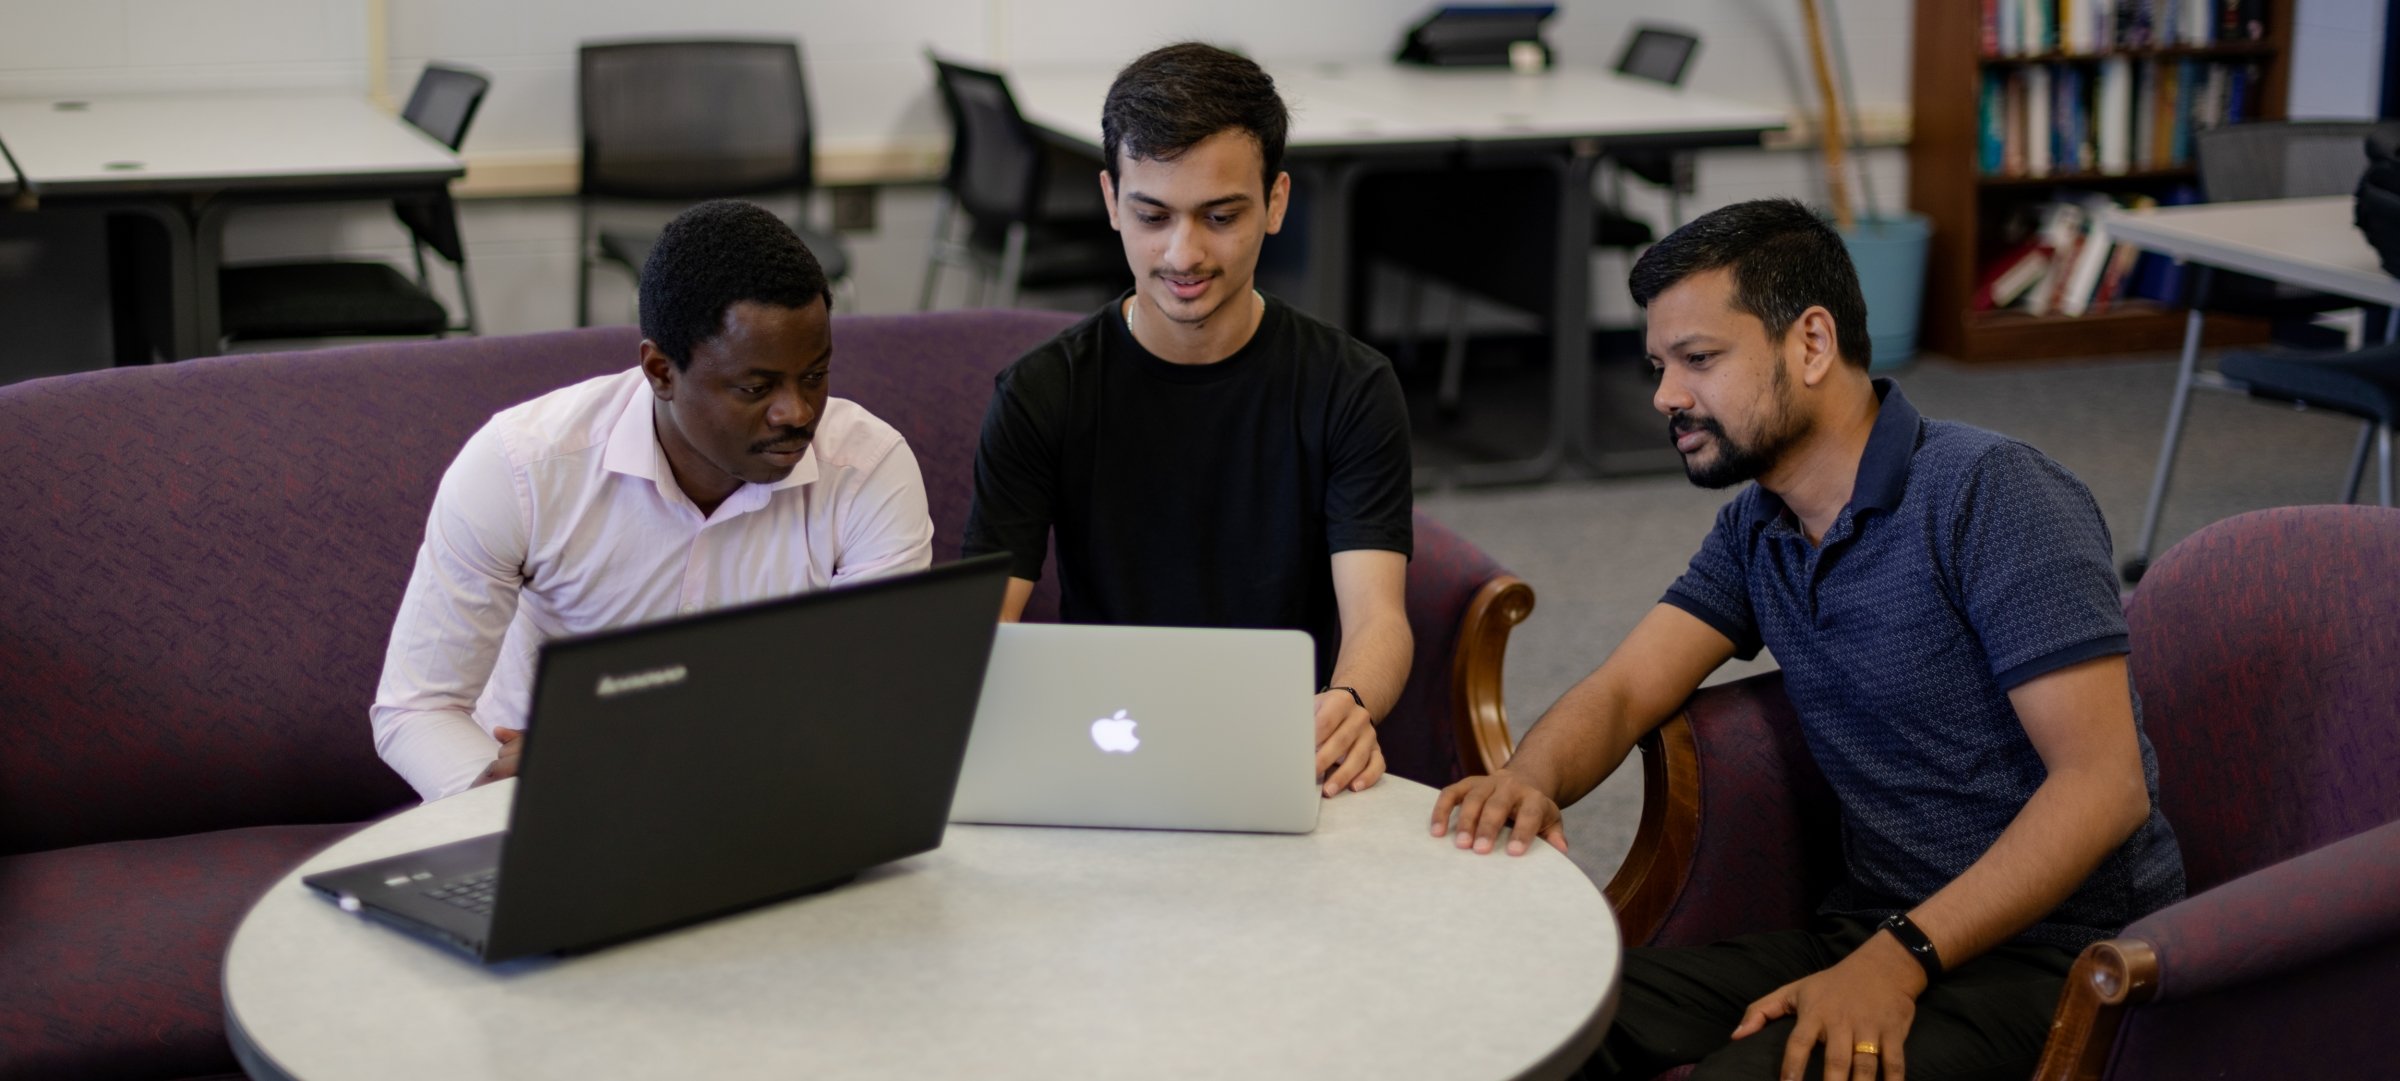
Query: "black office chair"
216 64 487 345
920 55 1126 309
2211 343 2400 506
575 40 851 326
2123 120 2388 581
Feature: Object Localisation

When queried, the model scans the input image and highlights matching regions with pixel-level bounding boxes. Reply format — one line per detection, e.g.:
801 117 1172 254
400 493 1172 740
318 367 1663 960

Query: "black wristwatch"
1876 912 1943 982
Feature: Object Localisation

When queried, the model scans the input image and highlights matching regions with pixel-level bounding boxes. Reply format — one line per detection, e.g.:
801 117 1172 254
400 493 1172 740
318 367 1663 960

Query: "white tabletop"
2101 195 2400 308
0 93 460 195
226 776 1620 1081
1011 61 1785 152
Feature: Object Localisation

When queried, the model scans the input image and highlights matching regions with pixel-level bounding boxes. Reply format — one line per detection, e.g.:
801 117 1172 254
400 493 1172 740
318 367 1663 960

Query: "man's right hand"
1430 768 1568 856
472 726 525 788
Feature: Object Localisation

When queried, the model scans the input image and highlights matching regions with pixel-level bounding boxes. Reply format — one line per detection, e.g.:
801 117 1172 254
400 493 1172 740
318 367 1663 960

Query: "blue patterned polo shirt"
1663 380 2185 951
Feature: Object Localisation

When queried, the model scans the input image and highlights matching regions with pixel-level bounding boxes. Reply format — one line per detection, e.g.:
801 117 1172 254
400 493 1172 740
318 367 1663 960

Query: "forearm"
1503 670 1652 807
1506 603 1735 808
1326 608 1411 720
997 577 1035 623
1909 765 2150 965
370 704 502 801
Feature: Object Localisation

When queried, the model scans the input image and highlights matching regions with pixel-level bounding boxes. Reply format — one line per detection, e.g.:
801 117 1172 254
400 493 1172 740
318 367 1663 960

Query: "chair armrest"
1604 671 1841 948
1450 575 1534 777
2034 819 2400 1081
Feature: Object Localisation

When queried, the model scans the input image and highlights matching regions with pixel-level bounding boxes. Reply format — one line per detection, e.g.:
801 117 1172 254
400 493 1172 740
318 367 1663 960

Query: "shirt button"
680 603 699 614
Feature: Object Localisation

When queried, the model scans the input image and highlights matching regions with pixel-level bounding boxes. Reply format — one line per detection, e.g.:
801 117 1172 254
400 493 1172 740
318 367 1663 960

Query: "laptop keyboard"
423 870 500 915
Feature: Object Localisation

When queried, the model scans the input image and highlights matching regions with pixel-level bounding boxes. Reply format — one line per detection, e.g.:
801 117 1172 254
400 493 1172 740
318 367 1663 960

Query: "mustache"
1668 411 1724 442
751 427 815 452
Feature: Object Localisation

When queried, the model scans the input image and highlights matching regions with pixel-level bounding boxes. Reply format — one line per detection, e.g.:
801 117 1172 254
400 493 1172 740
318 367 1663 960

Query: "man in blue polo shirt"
1431 198 2184 1081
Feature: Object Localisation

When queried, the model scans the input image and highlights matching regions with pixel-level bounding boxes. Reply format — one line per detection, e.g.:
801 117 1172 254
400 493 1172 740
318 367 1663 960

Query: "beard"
1669 365 1811 490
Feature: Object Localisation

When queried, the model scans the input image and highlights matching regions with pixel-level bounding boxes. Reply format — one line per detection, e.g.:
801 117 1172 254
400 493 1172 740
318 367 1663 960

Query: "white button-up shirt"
370 368 933 800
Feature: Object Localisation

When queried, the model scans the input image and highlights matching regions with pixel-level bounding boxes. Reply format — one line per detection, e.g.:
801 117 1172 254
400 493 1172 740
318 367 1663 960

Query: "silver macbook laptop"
948 623 1321 834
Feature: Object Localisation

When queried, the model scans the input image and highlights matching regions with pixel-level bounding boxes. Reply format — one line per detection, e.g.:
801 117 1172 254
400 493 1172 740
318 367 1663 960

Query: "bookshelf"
1908 0 2296 361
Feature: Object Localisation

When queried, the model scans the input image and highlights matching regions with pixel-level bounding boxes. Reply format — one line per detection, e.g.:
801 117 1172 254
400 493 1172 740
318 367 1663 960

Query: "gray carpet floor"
1413 345 2375 890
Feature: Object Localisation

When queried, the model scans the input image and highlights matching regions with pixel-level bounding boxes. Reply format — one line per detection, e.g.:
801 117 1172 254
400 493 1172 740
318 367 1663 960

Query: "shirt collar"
601 380 819 511
1749 377 1917 531
1851 378 1920 515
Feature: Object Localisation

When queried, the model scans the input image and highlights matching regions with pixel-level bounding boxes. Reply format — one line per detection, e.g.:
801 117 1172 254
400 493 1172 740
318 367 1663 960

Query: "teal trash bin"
1840 212 1931 371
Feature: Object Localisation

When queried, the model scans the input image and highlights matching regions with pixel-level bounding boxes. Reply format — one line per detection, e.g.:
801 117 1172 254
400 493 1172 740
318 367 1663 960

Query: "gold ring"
1854 1042 1880 1056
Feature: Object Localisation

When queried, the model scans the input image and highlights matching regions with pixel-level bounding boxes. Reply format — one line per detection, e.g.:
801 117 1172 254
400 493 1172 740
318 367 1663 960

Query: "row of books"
1982 0 2270 56
1978 58 2261 177
1973 187 2200 317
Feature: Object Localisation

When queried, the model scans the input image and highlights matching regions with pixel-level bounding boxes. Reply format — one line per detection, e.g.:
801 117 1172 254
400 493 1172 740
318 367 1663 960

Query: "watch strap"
1320 684 1368 714
1877 912 1943 982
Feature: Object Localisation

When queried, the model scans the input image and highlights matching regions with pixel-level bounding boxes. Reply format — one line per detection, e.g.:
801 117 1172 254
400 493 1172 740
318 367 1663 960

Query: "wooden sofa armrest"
1600 671 1836 949
1602 713 1702 947
2032 939 2161 1081
2033 819 2400 1080
1450 575 1534 777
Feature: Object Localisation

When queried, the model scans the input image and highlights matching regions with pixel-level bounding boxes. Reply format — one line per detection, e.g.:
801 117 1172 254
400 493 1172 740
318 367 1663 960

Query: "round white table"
225 777 1619 1081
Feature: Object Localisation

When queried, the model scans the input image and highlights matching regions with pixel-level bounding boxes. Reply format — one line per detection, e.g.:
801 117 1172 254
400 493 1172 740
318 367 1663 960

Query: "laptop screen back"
481 556 1008 958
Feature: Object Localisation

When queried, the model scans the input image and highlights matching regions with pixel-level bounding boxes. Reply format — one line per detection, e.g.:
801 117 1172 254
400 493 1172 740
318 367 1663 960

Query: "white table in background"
224 776 1621 1081
1008 61 1785 484
0 93 462 359
2103 196 2400 537
2101 196 2400 307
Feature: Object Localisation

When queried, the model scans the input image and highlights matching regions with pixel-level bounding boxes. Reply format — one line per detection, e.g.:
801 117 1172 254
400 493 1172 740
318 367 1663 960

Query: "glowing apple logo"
1089 709 1141 754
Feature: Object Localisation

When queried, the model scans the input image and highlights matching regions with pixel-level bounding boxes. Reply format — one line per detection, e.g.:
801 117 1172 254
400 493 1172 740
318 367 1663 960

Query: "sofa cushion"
0 824 360 1081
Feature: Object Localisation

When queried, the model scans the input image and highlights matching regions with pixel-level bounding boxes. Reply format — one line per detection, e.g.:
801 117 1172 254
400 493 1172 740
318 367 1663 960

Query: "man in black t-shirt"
962 42 1415 798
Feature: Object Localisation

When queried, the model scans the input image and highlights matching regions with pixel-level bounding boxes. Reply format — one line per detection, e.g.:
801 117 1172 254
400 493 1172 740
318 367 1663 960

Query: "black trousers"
1583 915 2078 1081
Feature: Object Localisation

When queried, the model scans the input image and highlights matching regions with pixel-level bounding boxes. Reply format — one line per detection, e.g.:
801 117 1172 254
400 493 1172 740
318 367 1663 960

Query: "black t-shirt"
962 292 1414 681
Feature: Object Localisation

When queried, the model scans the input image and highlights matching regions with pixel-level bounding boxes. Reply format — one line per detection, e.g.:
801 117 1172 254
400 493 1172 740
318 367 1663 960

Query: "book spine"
1982 72 2008 174
2098 56 2133 175
2028 65 2054 176
2006 70 2028 175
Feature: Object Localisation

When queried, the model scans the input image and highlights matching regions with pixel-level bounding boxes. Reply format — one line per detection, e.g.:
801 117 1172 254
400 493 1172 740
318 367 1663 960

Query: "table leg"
100 200 201 360
1429 146 1594 487
1293 158 1360 326
193 196 235 355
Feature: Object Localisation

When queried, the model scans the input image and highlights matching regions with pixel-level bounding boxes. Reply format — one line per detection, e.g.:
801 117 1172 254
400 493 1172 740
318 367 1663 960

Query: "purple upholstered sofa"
1605 505 2400 1081
0 310 1532 1080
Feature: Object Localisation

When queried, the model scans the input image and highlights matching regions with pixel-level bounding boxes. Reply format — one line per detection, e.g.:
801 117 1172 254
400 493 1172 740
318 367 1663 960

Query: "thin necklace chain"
1125 288 1264 341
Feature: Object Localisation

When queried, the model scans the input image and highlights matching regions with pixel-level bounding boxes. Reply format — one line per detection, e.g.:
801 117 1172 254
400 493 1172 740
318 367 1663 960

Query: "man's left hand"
1314 690 1384 797
1731 932 1928 1081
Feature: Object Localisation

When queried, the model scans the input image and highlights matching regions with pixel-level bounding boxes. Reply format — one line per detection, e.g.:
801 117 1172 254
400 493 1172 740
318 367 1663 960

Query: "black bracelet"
1320 684 1368 713
1876 912 1943 982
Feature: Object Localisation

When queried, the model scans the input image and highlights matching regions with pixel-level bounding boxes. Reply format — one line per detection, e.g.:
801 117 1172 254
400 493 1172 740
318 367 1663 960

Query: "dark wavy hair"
639 199 830 369
1628 198 1873 370
1102 42 1289 192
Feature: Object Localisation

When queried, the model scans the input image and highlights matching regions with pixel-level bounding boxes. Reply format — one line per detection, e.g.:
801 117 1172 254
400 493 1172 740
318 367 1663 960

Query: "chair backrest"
402 63 489 151
930 55 1046 235
1614 25 1700 87
1391 513 1521 785
2196 120 2381 202
392 63 489 266
577 39 814 200
808 308 1079 620
2125 505 2400 894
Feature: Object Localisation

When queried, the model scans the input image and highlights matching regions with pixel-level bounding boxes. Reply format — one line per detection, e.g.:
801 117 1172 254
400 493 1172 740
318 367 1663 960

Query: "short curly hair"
638 199 831 369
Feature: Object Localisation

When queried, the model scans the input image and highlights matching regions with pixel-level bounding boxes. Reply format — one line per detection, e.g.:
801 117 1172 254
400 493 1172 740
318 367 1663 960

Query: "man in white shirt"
371 200 934 801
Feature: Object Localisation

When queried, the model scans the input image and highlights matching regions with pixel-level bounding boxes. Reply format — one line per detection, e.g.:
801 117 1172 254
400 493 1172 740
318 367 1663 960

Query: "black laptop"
304 555 1011 963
